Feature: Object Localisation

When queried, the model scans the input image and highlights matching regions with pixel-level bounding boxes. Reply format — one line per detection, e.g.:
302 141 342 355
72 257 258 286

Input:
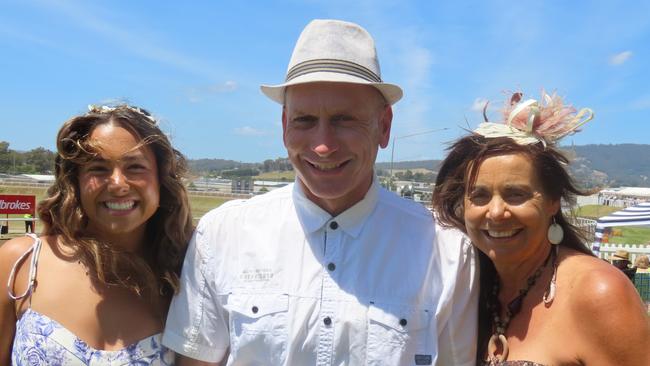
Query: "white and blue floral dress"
8 235 174 365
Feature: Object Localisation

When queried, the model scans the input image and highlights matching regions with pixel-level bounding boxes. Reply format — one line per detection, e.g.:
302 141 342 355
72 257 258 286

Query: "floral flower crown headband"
474 90 594 147
87 104 157 125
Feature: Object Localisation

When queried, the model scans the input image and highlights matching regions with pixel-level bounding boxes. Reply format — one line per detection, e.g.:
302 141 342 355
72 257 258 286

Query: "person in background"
0 105 193 365
611 249 631 269
611 249 636 281
633 254 650 313
23 213 34 234
432 90 650 365
163 19 478 366
634 255 650 273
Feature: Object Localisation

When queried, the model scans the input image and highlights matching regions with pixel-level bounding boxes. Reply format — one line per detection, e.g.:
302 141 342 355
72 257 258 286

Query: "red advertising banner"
0 195 36 215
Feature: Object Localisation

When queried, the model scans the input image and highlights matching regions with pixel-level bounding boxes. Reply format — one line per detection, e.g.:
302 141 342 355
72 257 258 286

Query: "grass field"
603 226 650 245
574 205 650 244
573 204 621 219
254 171 296 181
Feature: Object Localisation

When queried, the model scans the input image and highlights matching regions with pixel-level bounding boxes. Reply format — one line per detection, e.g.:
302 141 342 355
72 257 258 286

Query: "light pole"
389 127 449 178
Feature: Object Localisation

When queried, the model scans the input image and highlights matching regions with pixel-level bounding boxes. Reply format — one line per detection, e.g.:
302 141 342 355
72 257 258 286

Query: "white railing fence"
595 243 650 262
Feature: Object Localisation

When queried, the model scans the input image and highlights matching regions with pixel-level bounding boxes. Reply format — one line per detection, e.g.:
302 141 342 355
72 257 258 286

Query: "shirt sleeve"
434 227 479 366
162 217 230 363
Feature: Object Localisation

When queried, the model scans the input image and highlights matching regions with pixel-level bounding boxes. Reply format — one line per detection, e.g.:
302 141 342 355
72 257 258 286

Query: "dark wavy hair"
37 105 193 315
431 134 594 363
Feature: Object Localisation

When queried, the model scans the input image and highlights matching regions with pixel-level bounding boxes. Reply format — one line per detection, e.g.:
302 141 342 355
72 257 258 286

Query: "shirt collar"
292 176 380 238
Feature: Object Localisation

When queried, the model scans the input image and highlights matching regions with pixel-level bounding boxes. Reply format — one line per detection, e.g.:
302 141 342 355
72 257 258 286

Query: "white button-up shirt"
163 179 478 365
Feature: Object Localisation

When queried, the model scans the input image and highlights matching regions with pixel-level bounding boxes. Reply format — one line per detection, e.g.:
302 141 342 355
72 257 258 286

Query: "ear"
547 199 561 218
378 105 393 149
281 107 288 147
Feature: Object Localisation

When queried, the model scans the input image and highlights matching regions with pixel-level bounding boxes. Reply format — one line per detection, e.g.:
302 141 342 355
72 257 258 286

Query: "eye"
468 189 490 206
331 114 356 125
291 115 317 127
85 164 108 173
503 189 531 205
128 163 147 171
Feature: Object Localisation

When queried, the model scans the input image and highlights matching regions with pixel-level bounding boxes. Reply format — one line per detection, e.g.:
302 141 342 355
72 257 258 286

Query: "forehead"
87 123 151 160
285 82 384 111
474 153 540 186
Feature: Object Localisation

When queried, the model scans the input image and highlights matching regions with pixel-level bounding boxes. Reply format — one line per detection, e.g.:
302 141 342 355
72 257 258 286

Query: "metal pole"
390 137 396 178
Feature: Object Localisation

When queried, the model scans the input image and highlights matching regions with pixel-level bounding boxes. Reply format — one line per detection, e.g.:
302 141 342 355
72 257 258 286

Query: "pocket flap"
368 304 431 333
228 293 289 319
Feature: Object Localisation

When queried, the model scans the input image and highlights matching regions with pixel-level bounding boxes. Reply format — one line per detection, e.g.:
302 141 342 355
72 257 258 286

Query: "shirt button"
329 221 339 230
327 262 336 271
399 318 407 326
323 316 332 326
252 306 259 314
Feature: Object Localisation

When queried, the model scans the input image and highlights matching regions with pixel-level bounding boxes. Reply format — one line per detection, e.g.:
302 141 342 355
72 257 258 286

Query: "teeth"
488 230 518 238
311 162 342 171
105 201 135 210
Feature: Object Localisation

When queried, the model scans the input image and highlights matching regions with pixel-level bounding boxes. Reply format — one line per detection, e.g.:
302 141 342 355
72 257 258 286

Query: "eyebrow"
291 114 318 121
469 183 530 191
502 183 531 190
87 152 147 163
120 153 148 162
330 113 357 122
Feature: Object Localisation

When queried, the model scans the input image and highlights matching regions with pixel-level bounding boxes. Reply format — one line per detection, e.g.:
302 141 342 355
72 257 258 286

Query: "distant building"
232 177 253 194
599 187 650 207
190 177 232 192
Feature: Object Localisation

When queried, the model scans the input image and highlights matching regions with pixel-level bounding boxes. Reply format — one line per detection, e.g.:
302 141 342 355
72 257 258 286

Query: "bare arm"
0 236 35 364
573 266 650 365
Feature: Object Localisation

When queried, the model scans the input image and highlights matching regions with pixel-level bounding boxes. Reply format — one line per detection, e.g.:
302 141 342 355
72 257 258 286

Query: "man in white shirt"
163 19 478 366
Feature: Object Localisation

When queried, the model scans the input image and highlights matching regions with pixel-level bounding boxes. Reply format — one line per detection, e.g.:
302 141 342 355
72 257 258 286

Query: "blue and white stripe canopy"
592 201 650 254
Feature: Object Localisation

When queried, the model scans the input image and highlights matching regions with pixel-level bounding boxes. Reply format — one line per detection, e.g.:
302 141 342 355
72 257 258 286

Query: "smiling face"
463 153 560 263
78 123 160 248
282 82 392 215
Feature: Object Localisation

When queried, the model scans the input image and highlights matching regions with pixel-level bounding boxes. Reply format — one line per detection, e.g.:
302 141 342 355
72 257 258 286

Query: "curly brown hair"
37 105 193 315
431 134 594 363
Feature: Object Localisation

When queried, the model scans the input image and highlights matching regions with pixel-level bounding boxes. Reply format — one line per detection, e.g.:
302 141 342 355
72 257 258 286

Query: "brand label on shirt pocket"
366 304 433 365
226 293 289 363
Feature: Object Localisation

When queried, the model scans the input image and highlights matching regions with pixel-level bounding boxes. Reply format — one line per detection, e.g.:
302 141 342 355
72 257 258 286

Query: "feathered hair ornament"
474 90 594 147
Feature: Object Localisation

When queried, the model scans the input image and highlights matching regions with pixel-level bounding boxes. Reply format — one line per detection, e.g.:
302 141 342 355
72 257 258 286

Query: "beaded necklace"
486 246 558 364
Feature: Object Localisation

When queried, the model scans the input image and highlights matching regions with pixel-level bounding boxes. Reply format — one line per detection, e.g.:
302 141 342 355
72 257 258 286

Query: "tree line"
0 141 56 174
0 142 293 178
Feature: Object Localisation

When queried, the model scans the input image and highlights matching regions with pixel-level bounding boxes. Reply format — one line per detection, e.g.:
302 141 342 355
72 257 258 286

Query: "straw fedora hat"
612 250 630 261
260 19 403 105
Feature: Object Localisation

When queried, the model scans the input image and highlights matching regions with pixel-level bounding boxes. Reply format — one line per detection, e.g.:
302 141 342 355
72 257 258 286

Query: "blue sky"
2 0 649 163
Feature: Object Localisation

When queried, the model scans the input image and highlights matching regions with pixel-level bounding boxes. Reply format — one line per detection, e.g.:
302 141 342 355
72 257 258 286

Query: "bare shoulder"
562 252 650 363
564 253 639 310
0 235 57 284
0 236 37 268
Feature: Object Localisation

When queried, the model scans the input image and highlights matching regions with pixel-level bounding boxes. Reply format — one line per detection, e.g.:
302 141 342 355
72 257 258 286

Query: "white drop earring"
547 216 564 245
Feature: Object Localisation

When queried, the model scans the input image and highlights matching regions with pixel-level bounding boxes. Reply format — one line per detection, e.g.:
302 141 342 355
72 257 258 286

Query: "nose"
107 167 129 194
311 122 339 157
486 196 510 221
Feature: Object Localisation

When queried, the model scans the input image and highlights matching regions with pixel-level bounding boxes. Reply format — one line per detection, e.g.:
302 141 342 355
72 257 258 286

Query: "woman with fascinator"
0 105 193 365
432 91 650 365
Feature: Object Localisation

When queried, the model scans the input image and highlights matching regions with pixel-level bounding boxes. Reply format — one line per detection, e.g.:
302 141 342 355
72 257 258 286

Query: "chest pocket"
226 293 289 364
366 304 434 366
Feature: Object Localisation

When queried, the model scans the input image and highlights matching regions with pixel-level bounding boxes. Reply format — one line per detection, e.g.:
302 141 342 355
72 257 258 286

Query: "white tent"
592 202 650 255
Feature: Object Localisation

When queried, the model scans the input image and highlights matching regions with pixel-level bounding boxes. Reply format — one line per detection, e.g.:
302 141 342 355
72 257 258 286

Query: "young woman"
0 105 193 365
432 91 650 365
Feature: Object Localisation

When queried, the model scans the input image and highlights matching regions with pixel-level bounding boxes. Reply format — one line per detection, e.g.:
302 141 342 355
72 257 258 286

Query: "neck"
299 176 373 216
493 245 552 302
87 227 147 254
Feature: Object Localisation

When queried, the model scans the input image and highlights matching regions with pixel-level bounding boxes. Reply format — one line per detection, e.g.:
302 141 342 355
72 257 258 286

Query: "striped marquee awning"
592 201 650 254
